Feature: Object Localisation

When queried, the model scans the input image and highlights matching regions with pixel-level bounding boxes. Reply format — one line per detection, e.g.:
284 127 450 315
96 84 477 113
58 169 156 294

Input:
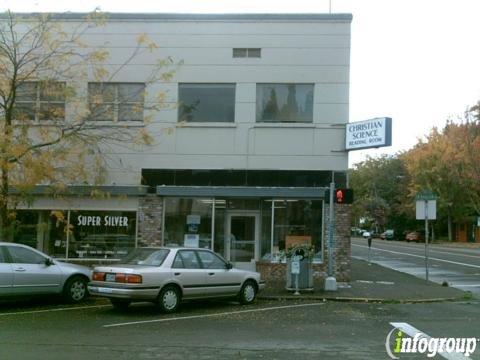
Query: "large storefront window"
69 211 136 259
11 210 136 260
12 211 39 249
164 198 213 248
260 200 323 262
163 197 323 264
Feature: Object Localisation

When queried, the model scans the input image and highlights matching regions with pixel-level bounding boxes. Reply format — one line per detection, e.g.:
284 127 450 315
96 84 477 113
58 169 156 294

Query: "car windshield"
121 248 169 266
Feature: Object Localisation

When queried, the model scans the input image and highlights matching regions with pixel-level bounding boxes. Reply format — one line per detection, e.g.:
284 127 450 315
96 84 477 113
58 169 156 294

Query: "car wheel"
110 299 131 310
238 280 257 305
63 275 88 303
158 285 181 313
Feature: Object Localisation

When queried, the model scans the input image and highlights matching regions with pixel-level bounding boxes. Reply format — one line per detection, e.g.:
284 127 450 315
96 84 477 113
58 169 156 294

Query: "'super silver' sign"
345 117 392 151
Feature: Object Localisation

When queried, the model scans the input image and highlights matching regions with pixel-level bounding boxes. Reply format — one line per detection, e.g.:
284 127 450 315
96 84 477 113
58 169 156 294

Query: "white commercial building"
12 13 353 283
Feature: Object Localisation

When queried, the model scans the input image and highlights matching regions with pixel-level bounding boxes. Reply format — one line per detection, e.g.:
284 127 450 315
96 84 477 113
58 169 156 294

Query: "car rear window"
122 248 169 266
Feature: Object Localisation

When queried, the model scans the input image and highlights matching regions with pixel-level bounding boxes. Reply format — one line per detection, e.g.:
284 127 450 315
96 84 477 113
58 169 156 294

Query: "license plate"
105 273 116 282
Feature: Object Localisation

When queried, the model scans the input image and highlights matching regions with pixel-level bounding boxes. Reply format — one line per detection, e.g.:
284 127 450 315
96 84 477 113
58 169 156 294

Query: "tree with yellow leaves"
0 11 178 240
403 105 480 240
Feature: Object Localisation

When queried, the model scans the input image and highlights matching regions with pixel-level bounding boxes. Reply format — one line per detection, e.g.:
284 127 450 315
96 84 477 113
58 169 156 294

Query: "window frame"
88 82 145 122
15 81 66 122
177 83 236 123
256 83 314 123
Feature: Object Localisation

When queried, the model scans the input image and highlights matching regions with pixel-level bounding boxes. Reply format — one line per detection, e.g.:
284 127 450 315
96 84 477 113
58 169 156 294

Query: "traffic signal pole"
325 181 338 291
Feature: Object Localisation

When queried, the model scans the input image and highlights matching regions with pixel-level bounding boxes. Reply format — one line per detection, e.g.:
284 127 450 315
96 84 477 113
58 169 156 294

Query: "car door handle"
174 273 181 276
208 273 215 276
14 268 26 272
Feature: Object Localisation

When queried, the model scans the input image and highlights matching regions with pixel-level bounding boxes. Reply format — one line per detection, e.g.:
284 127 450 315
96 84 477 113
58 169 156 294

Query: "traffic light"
324 188 354 204
335 188 353 204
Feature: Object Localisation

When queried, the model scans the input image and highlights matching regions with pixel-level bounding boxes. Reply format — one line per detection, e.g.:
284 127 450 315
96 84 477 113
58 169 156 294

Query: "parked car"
405 230 426 243
88 247 266 312
380 229 395 240
0 242 91 302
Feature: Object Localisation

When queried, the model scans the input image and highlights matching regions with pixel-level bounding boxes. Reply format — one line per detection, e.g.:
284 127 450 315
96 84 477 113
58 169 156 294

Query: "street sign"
415 190 438 201
416 200 437 220
414 190 438 283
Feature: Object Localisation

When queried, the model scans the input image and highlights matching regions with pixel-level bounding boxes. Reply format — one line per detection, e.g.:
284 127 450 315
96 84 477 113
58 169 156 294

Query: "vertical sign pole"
424 200 429 282
328 181 335 277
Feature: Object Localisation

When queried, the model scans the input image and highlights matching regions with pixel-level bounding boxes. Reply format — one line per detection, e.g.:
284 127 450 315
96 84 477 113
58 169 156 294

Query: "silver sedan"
0 242 91 302
88 247 265 312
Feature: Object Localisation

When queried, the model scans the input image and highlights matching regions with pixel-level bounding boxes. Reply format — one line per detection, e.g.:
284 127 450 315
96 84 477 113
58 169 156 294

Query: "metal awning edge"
156 186 327 198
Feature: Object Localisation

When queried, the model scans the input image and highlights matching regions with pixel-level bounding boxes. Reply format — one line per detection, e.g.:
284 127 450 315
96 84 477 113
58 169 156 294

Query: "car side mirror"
225 262 233 270
45 258 54 266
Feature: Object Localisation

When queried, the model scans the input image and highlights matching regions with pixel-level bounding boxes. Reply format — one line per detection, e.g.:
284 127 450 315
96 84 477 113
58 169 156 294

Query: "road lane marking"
352 240 480 260
356 280 395 285
0 304 110 317
389 322 471 360
353 244 480 269
103 302 325 328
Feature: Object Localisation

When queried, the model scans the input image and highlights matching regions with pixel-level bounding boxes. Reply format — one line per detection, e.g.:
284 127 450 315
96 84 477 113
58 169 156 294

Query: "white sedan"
88 247 265 312
0 242 91 302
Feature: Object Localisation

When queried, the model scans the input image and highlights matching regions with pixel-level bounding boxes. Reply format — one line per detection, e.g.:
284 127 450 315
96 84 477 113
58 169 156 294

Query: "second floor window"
178 83 235 123
88 83 145 122
15 81 66 121
256 83 314 123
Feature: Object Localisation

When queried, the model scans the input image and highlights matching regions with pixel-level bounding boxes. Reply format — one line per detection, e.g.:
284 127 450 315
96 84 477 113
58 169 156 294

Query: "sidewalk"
259 258 470 303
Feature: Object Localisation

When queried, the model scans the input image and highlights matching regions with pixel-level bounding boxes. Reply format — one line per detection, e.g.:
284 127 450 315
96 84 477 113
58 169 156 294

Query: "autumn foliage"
350 103 480 239
0 11 177 239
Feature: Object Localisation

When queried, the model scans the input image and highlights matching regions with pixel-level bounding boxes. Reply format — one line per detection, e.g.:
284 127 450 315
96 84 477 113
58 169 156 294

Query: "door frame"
225 210 260 267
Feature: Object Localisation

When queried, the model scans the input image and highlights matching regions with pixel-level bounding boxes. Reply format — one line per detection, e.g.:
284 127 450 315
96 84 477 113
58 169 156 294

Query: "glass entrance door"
226 213 259 270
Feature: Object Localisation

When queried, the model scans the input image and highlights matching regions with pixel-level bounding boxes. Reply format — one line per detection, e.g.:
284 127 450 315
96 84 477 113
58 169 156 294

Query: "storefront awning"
156 186 327 199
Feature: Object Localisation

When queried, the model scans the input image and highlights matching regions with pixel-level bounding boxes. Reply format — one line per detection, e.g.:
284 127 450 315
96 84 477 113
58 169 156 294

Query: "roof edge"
1 12 353 22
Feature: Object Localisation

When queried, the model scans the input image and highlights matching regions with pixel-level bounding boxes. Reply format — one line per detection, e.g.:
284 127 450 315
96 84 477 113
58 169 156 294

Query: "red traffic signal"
335 188 353 204
336 189 345 203
324 188 354 204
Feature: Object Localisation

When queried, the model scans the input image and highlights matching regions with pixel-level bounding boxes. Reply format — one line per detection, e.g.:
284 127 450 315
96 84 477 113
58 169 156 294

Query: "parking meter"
291 248 305 295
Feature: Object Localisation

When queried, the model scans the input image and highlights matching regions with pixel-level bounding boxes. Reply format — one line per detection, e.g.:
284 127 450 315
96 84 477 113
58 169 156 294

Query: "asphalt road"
0 297 479 359
352 238 480 296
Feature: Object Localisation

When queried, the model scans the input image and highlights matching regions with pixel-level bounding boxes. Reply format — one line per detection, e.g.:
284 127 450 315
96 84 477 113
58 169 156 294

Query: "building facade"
12 13 353 284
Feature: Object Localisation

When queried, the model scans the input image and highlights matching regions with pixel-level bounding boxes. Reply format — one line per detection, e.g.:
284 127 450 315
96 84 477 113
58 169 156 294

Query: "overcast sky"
2 0 480 167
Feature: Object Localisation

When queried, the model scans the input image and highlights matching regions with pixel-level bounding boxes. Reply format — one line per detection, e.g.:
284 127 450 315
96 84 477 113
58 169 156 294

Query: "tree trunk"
0 168 9 242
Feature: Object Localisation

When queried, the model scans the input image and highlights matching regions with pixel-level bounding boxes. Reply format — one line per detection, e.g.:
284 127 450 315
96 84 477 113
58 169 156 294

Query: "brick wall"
137 194 163 247
330 203 352 282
